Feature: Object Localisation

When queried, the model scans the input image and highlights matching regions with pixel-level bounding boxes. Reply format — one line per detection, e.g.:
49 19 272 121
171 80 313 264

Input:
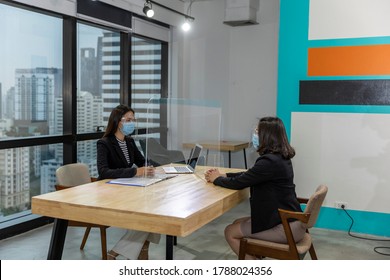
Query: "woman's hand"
136 166 155 177
204 168 226 183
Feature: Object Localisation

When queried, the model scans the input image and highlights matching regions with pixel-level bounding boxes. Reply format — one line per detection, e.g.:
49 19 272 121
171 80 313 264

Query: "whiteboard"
291 112 390 213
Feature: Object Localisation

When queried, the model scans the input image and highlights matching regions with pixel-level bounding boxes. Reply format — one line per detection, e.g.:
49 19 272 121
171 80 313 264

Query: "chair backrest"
303 185 328 228
56 163 91 187
139 138 185 166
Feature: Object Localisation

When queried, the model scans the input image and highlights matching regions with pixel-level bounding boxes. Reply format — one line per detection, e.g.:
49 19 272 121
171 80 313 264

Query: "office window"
131 35 166 139
0 4 63 138
0 4 63 224
0 3 170 234
0 144 63 223
77 23 120 133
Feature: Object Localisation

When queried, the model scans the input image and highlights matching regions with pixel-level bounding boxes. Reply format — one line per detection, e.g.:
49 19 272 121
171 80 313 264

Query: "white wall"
172 0 280 167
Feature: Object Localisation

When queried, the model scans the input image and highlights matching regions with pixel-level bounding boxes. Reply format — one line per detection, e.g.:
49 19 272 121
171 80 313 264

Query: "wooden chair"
239 185 328 260
55 163 109 260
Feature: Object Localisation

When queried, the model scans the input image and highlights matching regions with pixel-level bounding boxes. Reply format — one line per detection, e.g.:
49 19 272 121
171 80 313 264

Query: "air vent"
223 0 259 27
223 20 258 27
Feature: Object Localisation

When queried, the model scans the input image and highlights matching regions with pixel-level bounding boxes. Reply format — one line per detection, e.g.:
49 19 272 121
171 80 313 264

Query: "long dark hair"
103 104 134 137
256 116 295 159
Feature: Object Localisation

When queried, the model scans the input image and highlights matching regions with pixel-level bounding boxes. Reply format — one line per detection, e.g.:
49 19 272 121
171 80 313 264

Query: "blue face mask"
252 133 259 149
120 122 135 136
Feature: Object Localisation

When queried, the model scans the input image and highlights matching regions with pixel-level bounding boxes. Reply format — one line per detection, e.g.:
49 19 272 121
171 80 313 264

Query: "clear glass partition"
134 98 224 177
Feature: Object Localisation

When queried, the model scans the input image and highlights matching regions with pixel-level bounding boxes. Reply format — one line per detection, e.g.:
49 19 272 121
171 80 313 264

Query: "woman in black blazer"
97 105 154 180
97 104 159 260
205 117 305 260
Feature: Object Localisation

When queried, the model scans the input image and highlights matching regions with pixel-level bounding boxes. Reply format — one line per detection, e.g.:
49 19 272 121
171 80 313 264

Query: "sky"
0 3 104 94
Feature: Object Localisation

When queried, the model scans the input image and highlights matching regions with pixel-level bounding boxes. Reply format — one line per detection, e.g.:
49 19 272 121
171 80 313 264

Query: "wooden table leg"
47 219 68 260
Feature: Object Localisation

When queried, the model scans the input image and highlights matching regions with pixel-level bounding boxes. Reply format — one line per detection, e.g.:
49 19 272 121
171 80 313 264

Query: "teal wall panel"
303 206 390 237
277 0 390 237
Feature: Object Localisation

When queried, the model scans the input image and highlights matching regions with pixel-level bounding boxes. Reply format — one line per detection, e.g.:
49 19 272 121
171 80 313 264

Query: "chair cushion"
245 233 312 255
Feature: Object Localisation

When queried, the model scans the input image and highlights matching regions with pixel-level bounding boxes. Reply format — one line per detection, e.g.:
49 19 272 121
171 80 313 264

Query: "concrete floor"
1 199 389 260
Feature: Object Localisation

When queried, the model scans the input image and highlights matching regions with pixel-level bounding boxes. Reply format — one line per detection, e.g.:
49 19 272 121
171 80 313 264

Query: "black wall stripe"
299 80 390 105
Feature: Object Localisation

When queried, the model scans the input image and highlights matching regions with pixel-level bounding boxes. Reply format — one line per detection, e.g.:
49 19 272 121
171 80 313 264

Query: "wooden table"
31 167 248 260
183 140 250 168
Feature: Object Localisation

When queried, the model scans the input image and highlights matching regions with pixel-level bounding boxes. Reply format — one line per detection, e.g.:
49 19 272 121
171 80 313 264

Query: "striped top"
116 137 130 164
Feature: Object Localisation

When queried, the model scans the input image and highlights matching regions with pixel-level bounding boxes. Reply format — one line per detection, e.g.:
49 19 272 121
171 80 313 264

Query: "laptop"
162 144 203 174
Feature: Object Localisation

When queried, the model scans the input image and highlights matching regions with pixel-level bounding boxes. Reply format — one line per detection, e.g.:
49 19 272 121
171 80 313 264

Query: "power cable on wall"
341 205 390 256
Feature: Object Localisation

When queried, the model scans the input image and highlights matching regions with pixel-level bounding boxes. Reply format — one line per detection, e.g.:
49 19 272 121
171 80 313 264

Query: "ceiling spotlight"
143 0 154 18
181 18 191 32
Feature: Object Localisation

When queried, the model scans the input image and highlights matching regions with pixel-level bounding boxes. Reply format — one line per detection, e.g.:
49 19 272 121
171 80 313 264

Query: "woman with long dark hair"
205 116 305 260
97 104 159 260
97 104 154 179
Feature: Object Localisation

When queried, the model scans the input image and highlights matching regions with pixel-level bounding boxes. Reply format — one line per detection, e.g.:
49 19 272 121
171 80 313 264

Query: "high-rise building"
80 48 100 97
40 91 103 193
76 91 103 175
101 32 120 123
39 159 60 194
0 119 13 138
4 87 15 120
14 68 62 136
0 67 64 214
77 91 103 132
131 36 163 129
0 147 30 213
15 68 62 120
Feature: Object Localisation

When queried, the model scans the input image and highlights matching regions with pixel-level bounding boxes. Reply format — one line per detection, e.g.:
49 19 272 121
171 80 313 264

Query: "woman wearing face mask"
204 116 305 260
97 104 159 260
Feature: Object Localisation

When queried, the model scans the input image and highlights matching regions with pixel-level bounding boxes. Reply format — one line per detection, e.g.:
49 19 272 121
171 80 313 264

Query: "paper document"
107 174 176 187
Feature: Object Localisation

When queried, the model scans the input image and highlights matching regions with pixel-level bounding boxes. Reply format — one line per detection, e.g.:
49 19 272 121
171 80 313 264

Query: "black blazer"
213 153 302 234
97 135 146 180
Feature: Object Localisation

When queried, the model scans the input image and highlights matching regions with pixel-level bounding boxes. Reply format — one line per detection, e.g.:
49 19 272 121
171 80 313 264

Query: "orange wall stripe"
308 44 390 76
